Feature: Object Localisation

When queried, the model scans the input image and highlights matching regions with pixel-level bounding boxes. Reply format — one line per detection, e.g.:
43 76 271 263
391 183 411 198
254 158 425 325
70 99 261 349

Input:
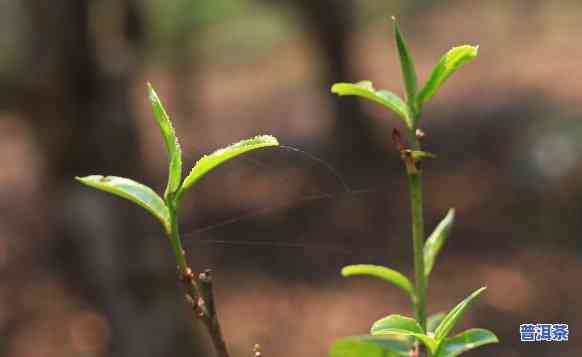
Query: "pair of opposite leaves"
333 19 478 129
76 84 279 234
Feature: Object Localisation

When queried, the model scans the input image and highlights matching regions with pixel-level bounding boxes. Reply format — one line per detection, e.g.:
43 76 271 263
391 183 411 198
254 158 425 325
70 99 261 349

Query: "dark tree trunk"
15 1 191 356
289 0 386 176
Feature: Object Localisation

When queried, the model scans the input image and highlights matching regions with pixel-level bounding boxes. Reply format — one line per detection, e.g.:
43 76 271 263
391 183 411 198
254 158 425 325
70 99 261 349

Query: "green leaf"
330 335 413 357
424 209 455 277
392 17 418 113
434 287 487 342
147 83 182 199
341 265 415 300
331 81 412 128
371 315 437 354
177 135 279 202
417 45 479 108
427 313 446 334
371 315 423 335
75 175 170 233
436 329 499 357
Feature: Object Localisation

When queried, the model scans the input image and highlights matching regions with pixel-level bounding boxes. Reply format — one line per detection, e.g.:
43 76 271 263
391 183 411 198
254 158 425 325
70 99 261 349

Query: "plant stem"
199 270 230 357
169 208 189 275
405 127 427 332
167 203 230 357
168 206 201 305
408 169 426 330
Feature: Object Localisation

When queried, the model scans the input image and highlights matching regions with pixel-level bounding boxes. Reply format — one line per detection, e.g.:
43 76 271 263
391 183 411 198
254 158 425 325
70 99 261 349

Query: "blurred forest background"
0 0 581 356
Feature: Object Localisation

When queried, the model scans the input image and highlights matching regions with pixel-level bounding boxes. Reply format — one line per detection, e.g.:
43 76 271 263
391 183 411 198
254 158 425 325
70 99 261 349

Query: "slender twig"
198 270 230 357
168 203 202 310
167 200 230 357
